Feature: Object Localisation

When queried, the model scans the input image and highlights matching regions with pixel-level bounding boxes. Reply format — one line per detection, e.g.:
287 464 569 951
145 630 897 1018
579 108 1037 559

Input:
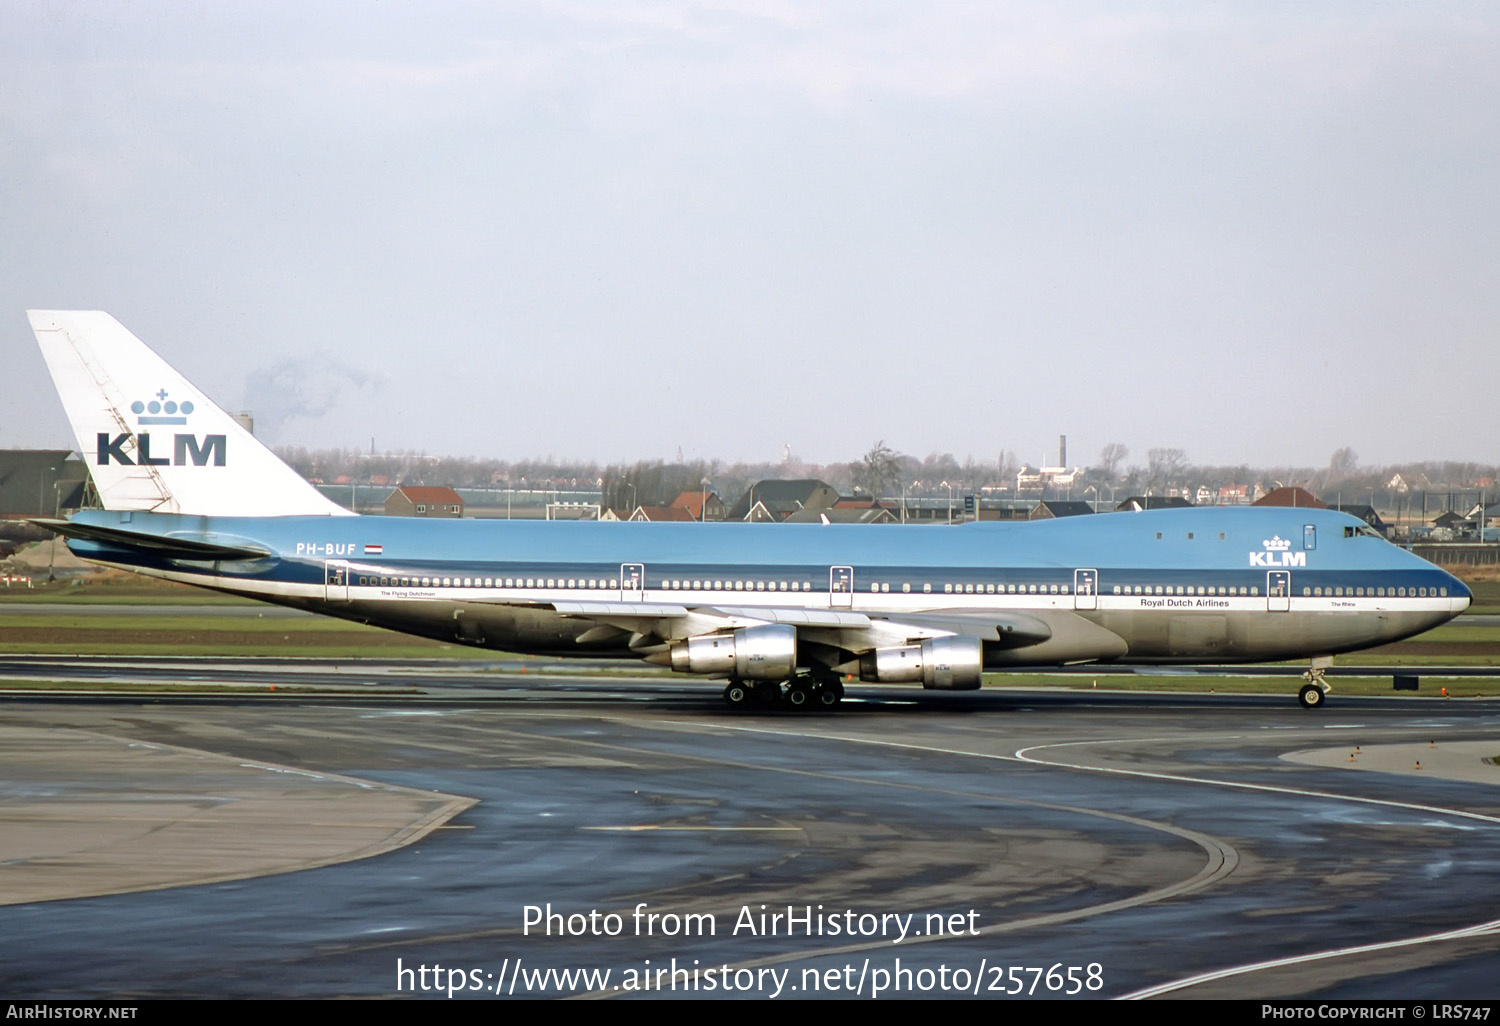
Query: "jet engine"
857 636 984 690
668 624 797 680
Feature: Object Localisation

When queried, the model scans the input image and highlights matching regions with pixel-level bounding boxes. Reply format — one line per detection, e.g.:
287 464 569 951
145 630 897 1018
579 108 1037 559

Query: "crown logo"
130 388 195 426
1262 536 1291 551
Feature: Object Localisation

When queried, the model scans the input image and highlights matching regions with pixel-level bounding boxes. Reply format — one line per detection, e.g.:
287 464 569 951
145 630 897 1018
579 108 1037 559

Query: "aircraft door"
1267 570 1290 612
830 566 854 608
1074 569 1098 611
325 560 350 603
620 563 644 601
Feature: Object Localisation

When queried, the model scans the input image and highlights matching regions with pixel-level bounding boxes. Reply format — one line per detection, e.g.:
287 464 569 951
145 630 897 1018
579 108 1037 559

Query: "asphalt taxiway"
1 668 1498 1000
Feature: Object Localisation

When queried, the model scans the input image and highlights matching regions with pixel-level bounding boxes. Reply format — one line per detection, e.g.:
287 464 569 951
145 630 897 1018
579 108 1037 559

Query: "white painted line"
1120 917 1500 999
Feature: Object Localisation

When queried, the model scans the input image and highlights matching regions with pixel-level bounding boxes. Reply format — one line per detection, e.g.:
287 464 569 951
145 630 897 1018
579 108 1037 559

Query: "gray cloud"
241 357 386 444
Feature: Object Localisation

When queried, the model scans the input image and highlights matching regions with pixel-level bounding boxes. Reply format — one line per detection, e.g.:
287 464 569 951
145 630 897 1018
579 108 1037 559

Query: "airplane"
23 310 1471 710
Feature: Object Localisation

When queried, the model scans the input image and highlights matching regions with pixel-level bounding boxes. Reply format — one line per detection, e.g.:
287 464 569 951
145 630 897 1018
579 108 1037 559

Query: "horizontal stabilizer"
30 518 272 561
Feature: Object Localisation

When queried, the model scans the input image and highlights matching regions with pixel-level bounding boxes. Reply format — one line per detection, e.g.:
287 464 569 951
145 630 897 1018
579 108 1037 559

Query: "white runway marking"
704 720 1500 997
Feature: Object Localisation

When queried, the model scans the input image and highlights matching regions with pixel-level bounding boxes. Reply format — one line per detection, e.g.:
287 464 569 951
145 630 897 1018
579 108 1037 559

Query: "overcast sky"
3 2 1496 471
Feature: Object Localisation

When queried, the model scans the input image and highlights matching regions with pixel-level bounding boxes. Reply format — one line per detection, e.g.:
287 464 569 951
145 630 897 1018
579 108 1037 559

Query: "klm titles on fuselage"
95 432 225 467
1250 550 1306 567
1250 536 1306 568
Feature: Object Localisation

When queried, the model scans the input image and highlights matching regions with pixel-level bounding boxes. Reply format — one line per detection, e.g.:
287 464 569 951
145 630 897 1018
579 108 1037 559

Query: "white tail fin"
28 310 354 518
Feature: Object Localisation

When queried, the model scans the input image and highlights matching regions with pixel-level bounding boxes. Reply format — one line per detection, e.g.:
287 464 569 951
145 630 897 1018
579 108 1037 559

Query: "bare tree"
1147 448 1189 488
1098 443 1129 477
853 440 904 497
1328 447 1359 480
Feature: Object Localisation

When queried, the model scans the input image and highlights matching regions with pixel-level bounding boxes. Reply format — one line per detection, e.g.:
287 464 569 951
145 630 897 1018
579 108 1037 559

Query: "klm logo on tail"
96 432 225 466
95 388 225 467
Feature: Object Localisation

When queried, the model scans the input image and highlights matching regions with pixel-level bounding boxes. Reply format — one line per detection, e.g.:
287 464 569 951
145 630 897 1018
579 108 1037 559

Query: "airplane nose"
1444 569 1472 611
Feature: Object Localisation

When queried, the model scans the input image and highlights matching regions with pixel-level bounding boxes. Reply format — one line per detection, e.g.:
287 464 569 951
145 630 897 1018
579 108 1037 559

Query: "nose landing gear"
1299 665 1330 709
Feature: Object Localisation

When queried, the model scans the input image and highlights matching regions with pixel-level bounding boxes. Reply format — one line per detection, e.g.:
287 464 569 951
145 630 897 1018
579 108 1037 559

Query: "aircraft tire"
815 685 840 709
723 681 752 709
784 682 812 710
1298 683 1326 710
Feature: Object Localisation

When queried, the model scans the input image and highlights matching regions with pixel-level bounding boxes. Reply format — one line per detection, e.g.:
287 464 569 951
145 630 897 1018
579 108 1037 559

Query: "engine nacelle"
858 636 983 690
668 624 797 680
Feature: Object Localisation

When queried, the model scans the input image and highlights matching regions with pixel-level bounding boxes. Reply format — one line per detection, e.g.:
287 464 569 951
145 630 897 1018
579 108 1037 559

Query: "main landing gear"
1299 666 1330 709
723 673 845 711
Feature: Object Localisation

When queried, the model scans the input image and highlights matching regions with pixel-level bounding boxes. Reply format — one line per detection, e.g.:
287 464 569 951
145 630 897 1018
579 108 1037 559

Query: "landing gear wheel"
723 681 752 709
815 685 841 709
1298 683 1326 709
784 681 812 710
755 682 783 708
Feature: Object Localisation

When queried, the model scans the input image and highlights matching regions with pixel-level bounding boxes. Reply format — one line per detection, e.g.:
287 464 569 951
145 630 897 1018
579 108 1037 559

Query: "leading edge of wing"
469 597 1054 646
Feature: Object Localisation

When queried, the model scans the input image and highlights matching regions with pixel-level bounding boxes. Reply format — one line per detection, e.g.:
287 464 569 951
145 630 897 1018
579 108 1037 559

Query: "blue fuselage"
62 505 1468 668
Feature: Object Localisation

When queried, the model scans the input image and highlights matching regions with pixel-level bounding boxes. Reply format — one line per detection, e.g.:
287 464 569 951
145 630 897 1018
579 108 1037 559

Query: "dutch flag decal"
364 544 383 555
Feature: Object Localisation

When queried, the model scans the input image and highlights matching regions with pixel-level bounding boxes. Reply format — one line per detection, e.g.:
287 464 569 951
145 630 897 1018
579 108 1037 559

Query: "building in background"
0 450 89 516
384 486 465 518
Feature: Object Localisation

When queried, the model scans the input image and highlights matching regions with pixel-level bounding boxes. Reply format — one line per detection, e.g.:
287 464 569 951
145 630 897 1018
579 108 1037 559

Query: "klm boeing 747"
25 311 1470 710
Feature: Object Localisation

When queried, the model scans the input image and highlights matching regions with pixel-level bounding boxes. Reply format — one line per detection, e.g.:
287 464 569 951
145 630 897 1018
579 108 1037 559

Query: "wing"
469 597 1126 666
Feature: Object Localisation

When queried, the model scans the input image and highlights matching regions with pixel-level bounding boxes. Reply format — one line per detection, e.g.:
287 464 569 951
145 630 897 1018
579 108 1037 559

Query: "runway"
1 671 1499 999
